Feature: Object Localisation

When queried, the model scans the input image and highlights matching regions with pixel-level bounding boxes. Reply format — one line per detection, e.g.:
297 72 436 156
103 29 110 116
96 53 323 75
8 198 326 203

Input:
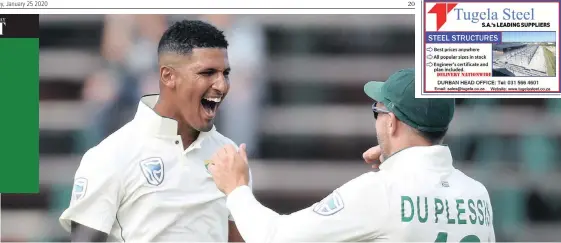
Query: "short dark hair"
416 129 448 145
157 20 228 56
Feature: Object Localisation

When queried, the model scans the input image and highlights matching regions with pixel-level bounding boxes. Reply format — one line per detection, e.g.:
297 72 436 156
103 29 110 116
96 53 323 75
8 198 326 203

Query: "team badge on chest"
139 157 165 186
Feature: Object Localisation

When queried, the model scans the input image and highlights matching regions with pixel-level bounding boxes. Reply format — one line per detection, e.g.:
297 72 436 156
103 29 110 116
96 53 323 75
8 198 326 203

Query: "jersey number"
434 232 480 242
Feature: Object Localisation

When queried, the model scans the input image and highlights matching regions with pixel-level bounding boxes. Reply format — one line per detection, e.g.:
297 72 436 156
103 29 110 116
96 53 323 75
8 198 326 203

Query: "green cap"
363 68 455 132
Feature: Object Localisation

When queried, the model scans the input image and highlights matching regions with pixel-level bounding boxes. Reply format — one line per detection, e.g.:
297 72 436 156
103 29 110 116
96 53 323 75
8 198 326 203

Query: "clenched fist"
363 145 385 170
208 143 251 195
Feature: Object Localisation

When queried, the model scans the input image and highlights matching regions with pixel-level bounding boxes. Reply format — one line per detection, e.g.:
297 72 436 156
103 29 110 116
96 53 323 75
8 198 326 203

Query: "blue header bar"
426 32 502 44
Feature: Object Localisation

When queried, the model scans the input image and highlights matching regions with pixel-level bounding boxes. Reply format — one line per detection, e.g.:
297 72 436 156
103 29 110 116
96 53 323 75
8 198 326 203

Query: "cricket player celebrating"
59 20 250 242
208 68 495 242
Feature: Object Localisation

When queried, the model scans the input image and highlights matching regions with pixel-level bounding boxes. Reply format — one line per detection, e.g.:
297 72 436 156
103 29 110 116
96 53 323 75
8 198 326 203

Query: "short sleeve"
59 148 123 234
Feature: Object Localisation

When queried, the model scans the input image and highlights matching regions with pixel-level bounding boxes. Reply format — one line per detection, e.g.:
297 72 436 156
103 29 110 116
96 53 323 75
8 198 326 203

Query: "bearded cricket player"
208 68 495 242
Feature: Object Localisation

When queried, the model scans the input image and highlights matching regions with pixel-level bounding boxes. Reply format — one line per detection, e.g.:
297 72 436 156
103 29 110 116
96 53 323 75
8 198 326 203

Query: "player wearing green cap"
362 68 455 169
206 68 495 242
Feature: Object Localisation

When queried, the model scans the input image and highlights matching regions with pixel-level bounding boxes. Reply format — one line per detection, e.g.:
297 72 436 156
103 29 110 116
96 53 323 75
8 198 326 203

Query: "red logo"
428 3 458 31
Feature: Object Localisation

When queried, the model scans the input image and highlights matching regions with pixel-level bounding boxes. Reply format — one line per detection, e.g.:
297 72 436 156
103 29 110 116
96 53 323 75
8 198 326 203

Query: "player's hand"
208 143 251 195
363 145 385 170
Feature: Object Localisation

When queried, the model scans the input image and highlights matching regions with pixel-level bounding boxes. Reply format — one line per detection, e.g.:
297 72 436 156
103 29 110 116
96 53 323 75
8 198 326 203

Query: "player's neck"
177 123 200 148
388 137 433 158
153 98 200 148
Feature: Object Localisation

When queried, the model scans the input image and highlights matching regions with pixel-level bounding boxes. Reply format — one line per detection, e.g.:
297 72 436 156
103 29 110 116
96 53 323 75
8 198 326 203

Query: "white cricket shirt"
59 95 252 242
227 145 495 242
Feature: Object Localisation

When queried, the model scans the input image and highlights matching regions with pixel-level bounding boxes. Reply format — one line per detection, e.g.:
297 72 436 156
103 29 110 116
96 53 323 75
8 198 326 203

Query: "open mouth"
201 96 221 118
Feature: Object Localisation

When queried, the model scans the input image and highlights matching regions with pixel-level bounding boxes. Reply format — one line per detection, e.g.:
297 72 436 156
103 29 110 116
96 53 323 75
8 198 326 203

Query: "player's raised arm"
236 173 387 242
208 145 387 242
59 148 123 242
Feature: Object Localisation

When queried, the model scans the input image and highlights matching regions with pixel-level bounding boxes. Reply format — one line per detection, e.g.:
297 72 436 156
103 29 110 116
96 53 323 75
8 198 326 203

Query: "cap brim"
363 81 385 102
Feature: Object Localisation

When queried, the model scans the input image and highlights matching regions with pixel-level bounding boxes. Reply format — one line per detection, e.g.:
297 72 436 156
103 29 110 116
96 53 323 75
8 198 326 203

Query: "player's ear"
387 113 398 136
160 65 176 89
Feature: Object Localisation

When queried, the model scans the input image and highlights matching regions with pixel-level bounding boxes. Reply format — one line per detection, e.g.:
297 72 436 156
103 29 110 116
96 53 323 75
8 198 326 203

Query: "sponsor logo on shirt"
139 157 165 186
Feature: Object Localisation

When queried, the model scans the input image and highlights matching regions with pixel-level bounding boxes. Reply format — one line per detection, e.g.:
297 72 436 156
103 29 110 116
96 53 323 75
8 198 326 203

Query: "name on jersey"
401 196 492 226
